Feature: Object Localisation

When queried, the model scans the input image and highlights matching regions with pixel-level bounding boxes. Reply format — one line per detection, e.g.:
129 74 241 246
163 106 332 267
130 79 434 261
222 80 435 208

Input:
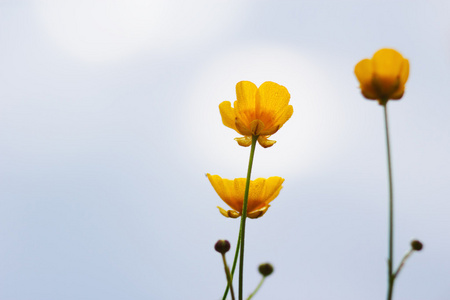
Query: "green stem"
393 249 414 279
222 253 236 300
246 276 266 300
238 135 258 300
384 104 395 300
222 229 241 300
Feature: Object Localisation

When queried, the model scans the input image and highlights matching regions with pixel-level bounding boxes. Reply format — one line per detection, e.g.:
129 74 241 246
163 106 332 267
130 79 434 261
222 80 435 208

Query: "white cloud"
33 0 248 63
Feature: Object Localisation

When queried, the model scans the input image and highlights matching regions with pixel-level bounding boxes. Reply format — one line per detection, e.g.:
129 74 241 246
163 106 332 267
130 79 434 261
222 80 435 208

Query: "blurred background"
1 0 449 299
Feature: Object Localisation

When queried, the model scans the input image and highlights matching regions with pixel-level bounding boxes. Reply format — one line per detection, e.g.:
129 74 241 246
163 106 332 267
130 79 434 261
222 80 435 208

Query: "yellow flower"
219 81 293 148
355 49 409 105
207 173 284 219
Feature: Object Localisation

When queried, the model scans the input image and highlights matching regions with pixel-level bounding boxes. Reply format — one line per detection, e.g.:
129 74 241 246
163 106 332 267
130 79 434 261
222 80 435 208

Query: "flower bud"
214 240 231 254
411 240 423 251
258 263 274 277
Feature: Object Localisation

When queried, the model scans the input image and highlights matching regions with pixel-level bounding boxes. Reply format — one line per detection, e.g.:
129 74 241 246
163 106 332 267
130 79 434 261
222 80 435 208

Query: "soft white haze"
1 1 449 299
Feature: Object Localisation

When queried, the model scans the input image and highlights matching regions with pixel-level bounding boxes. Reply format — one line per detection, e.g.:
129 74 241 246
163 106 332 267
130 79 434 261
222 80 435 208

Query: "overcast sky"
1 1 450 299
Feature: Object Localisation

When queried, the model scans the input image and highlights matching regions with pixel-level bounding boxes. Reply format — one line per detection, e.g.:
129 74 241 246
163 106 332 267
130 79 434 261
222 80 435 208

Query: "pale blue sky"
1 1 449 299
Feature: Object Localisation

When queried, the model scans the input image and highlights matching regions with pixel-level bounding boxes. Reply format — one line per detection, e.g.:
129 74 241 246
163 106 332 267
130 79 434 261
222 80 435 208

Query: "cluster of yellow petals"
207 174 284 219
219 81 293 148
354 48 409 105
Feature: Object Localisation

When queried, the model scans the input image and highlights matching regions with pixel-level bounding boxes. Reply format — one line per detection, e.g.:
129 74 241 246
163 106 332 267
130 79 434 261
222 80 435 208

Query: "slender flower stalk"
238 135 258 300
384 103 395 300
221 253 236 300
393 249 413 279
222 230 241 300
384 105 423 300
246 277 265 300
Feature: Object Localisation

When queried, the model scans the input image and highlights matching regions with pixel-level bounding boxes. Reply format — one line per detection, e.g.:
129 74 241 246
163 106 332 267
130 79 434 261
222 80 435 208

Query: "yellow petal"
354 59 373 88
399 58 409 86
255 81 290 115
207 174 229 199
236 81 257 109
261 105 293 135
231 178 247 212
219 101 237 130
235 81 257 125
260 125 279 136
372 49 404 79
390 86 405 100
258 136 276 148
207 174 234 211
235 136 252 147
247 178 266 212
264 177 285 204
355 59 378 100
361 88 378 100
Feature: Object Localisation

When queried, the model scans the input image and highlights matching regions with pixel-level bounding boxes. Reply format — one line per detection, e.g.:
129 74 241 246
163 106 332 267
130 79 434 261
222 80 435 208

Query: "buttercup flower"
207 174 284 219
355 48 409 105
219 81 293 148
